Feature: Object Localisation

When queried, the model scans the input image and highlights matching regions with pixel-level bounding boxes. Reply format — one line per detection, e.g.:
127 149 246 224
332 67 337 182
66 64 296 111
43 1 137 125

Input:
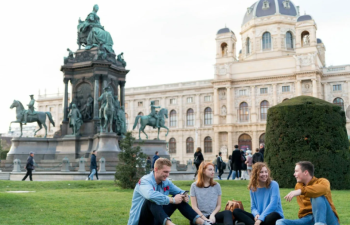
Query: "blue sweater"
250 180 284 221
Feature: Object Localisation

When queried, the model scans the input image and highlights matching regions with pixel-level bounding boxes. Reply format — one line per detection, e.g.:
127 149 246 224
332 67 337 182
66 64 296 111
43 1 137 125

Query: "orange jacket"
295 177 339 223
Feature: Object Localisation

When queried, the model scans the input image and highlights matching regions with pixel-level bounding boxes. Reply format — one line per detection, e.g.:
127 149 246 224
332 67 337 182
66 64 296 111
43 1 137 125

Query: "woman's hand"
209 214 216 223
254 214 259 221
254 220 262 225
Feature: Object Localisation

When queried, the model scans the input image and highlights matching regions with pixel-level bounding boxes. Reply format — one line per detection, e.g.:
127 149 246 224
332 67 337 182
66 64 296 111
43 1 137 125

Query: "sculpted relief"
293 52 317 67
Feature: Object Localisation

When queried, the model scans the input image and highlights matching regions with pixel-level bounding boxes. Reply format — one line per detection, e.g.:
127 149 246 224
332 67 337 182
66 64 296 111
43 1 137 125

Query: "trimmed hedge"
265 96 350 189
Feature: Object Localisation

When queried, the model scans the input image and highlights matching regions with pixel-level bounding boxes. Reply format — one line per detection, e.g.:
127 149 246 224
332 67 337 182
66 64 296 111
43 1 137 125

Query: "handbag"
225 199 244 220
240 154 245 162
194 156 199 165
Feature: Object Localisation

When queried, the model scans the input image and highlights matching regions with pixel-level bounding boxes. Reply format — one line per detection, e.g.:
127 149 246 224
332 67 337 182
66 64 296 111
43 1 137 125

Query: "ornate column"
213 88 219 124
93 75 100 120
215 132 220 155
312 79 318 98
323 82 328 102
119 81 126 108
226 87 232 123
195 94 200 127
296 80 302 96
252 131 258 152
178 96 183 128
228 131 233 155
251 86 256 122
63 78 70 122
272 84 277 105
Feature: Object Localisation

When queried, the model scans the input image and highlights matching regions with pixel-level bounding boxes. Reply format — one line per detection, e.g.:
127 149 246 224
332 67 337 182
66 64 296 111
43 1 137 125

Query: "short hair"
155 158 172 169
155 151 159 155
255 148 259 152
219 152 222 156
234 145 239 148
296 161 314 177
92 150 96 153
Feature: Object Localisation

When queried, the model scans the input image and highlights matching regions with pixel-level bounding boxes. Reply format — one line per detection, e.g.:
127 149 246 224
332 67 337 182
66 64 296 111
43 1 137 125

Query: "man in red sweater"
276 161 339 225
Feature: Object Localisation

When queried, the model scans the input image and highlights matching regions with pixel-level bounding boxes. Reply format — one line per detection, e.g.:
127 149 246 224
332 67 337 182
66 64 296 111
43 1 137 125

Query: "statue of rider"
98 86 110 119
23 95 36 125
148 100 161 128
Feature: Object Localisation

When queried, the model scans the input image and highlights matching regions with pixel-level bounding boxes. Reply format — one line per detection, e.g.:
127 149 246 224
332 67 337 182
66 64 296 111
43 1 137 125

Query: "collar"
150 171 166 187
306 176 318 186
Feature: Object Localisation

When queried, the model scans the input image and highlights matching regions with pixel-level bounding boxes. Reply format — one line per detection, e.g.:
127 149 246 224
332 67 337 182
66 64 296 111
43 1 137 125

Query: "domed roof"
217 27 234 35
297 14 313 22
317 38 323 44
243 0 298 25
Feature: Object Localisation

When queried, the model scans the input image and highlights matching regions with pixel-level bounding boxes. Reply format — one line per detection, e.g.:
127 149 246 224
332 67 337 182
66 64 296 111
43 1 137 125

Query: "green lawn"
0 180 348 225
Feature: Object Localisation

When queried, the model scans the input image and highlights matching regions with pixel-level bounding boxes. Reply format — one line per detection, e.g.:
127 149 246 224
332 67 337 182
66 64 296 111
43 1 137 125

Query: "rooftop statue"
68 104 83 135
117 52 127 67
77 4 114 53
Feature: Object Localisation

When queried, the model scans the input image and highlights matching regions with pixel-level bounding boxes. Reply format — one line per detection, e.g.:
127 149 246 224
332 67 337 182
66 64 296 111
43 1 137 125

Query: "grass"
0 180 348 225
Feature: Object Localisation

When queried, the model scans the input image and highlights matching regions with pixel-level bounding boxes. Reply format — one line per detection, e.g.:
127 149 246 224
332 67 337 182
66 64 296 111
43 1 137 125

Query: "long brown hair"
248 162 272 192
196 147 202 153
196 162 217 188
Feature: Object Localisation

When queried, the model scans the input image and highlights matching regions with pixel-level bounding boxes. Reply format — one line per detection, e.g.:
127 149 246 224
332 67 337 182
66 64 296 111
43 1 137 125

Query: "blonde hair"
248 162 272 192
154 158 172 169
196 162 217 188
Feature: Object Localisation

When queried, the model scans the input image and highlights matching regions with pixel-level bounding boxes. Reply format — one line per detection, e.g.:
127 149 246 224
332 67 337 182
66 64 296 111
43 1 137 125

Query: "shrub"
265 96 350 189
115 132 146 189
0 150 9 160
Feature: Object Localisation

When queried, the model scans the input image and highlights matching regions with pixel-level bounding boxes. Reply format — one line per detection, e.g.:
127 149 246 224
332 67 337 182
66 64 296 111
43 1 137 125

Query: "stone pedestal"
134 140 170 159
95 133 121 159
99 157 106 172
13 159 21 172
78 157 86 172
61 157 70 172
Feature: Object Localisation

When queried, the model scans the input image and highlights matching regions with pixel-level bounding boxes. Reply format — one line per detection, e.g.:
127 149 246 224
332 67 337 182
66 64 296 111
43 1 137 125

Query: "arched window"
333 98 344 111
170 110 177 127
186 137 194 153
204 136 212 153
169 138 176 153
204 107 212 125
137 112 144 128
246 37 250 54
187 108 194 126
301 31 310 47
259 133 265 145
260 100 269 120
286 31 293 49
221 42 228 56
238 134 252 151
239 102 249 122
262 32 271 50
125 113 129 130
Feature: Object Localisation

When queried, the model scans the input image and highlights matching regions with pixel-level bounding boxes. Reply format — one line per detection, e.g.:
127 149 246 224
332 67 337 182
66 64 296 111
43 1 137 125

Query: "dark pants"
190 210 233 225
194 163 200 177
234 169 241 179
139 200 198 225
233 209 282 225
218 168 224 179
88 169 99 180
22 169 33 181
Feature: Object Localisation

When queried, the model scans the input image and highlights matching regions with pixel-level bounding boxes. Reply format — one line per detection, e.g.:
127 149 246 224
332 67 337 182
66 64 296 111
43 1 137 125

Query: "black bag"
194 156 200 165
221 162 226 170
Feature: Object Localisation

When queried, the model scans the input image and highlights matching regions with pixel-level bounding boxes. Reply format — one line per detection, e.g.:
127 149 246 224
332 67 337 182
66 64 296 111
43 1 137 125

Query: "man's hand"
209 214 216 223
174 194 185 204
254 219 262 225
284 189 301 202
254 215 259 221
182 194 189 203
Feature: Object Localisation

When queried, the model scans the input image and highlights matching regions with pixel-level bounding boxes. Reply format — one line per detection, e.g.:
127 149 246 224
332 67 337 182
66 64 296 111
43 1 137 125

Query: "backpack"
221 162 226 170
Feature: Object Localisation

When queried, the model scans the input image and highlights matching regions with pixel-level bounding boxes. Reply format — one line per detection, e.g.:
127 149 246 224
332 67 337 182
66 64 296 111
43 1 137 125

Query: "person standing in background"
151 151 160 171
22 152 35 181
194 147 204 178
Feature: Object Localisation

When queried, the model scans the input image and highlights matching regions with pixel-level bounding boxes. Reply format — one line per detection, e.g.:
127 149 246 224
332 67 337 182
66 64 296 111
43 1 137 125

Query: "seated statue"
117 52 126 67
80 95 94 120
77 4 114 53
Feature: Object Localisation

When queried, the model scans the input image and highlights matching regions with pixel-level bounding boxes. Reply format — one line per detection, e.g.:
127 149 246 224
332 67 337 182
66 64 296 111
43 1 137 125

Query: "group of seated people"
128 157 339 225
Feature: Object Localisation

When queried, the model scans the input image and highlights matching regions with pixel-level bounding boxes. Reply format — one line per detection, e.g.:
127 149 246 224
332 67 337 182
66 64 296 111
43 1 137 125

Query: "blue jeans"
215 165 218 173
227 170 240 180
276 196 339 225
89 169 96 180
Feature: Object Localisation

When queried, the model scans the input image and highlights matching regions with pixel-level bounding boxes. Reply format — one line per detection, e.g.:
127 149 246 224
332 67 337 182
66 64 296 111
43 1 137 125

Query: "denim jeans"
276 196 339 225
89 169 96 180
227 170 240 180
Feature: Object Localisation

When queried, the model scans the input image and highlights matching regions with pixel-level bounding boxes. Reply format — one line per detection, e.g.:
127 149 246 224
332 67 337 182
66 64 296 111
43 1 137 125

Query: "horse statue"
132 108 169 140
9 100 55 138
101 92 115 133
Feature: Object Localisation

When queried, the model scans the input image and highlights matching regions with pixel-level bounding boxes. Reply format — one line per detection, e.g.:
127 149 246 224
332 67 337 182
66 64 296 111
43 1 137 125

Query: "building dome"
297 14 313 22
217 27 234 35
317 38 323 44
243 0 298 25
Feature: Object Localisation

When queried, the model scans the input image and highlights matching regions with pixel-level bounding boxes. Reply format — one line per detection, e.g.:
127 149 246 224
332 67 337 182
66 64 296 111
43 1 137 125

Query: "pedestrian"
151 151 160 171
217 152 224 180
146 156 152 174
227 155 233 180
22 152 35 181
233 162 284 225
240 149 248 180
87 166 99 180
194 147 204 178
253 148 264 164
212 155 218 173
190 161 234 224
245 150 253 179
88 150 97 180
231 145 242 180
259 143 265 156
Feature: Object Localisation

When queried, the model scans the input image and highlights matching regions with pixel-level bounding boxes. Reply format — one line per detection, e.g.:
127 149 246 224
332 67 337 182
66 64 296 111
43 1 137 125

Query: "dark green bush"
265 96 350 189
0 150 9 160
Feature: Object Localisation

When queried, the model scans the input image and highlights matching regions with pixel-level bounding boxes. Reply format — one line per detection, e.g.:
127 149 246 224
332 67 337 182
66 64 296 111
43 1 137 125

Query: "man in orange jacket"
276 161 339 225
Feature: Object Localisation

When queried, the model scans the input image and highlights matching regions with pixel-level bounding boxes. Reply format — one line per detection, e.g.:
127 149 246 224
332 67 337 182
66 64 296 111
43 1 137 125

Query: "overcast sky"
0 0 349 133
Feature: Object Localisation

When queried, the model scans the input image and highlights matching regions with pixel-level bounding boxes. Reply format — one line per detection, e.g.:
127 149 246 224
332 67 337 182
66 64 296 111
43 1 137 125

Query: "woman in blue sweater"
233 162 284 225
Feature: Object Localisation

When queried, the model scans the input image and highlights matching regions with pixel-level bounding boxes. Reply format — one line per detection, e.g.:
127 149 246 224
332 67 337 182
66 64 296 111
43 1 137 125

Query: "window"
204 96 211 102
125 113 129 130
239 89 247 96
221 42 228 56
138 101 143 107
154 100 159 105
238 134 252 151
204 136 212 153
286 31 293 50
301 31 310 47
260 101 269 121
333 98 344 111
260 88 268 94
170 110 177 127
186 108 194 126
204 107 213 125
262 0 270 9
186 137 194 153
246 37 250 54
170 98 176 104
333 84 342 91
282 86 290 92
283 0 291 9
262 32 271 50
169 138 176 153
239 102 249 122
187 97 193 103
